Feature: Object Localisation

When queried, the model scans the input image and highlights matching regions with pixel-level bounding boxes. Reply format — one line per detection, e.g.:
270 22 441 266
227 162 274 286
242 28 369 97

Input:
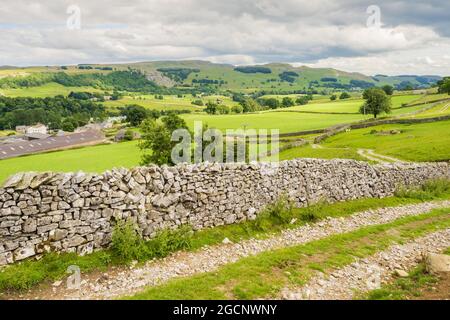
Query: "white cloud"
0 0 449 75
301 40 450 75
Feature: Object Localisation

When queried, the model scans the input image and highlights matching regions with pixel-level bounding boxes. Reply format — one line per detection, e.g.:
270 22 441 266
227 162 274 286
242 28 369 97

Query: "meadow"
103 94 238 112
0 141 142 183
180 95 430 133
181 111 370 133
0 82 103 98
406 101 450 118
284 95 419 113
322 119 450 162
0 91 447 183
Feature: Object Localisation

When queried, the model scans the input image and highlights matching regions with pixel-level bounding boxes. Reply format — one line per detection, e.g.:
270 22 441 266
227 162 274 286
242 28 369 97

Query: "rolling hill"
0 60 442 95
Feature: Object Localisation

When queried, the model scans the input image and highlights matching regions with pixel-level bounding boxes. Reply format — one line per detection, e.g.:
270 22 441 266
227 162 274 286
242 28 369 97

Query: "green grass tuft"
364 263 440 300
395 179 450 201
111 221 193 263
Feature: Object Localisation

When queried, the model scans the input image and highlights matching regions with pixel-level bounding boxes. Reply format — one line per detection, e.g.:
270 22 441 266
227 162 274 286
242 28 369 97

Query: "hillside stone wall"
1 159 449 265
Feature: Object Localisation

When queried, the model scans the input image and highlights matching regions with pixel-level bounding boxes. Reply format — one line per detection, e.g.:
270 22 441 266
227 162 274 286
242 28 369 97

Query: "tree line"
0 96 106 131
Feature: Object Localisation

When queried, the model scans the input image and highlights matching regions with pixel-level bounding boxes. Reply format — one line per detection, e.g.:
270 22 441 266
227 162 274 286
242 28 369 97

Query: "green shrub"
250 195 294 231
298 200 329 222
111 221 193 263
111 220 147 262
145 225 192 258
395 179 450 200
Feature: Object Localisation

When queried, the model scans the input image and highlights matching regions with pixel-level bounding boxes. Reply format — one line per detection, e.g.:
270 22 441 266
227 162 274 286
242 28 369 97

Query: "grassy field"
323 120 450 162
103 94 238 112
0 82 103 98
405 93 450 105
0 91 447 182
182 112 370 133
284 95 420 113
0 130 15 137
0 141 142 183
406 101 450 118
181 98 430 134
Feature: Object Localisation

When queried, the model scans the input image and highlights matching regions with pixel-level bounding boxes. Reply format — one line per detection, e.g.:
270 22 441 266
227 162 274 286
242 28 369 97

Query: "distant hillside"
106 60 441 93
0 60 442 94
372 74 442 90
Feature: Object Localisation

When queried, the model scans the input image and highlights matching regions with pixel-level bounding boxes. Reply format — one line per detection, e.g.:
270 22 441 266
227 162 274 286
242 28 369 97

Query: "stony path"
29 200 448 300
280 229 450 300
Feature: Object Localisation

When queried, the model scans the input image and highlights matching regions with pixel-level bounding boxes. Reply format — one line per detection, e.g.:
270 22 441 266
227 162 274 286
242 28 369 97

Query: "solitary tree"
330 94 337 101
359 88 391 118
139 119 171 165
139 114 189 165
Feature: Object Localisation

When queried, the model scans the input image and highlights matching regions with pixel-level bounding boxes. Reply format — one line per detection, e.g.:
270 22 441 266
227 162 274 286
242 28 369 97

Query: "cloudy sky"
0 0 449 75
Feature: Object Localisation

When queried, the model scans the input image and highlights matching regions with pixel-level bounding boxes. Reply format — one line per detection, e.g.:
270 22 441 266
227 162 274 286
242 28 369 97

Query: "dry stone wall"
1 159 449 265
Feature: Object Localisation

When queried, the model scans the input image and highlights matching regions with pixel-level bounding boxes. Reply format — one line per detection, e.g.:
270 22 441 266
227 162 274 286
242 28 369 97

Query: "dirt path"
279 230 450 300
310 143 404 164
6 200 449 300
357 148 405 163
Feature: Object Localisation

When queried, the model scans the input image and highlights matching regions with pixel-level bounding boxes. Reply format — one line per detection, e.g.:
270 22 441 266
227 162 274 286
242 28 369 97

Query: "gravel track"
280 229 450 300
14 200 450 300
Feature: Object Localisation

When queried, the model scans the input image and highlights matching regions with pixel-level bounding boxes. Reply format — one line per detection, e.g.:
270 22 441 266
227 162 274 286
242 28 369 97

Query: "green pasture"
103 94 238 111
0 82 103 98
406 101 450 118
406 93 450 105
0 141 142 183
0 130 15 137
181 111 371 133
285 95 420 113
323 120 450 162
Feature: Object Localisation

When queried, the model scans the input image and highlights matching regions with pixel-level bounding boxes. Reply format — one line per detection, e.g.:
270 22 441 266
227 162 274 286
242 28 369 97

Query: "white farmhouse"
25 124 48 135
